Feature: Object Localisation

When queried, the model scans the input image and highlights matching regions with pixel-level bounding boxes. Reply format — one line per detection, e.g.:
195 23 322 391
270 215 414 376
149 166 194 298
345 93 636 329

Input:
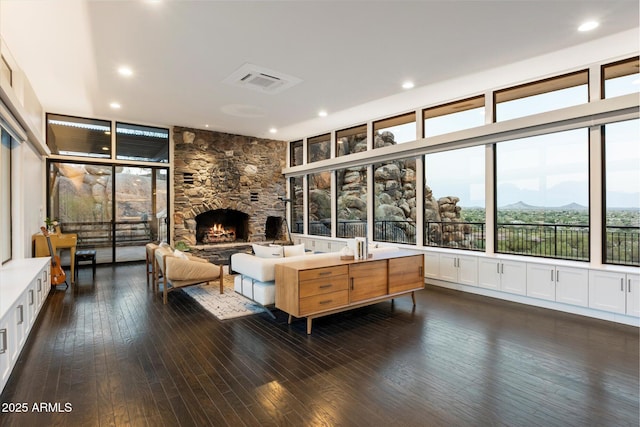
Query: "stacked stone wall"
172 127 287 246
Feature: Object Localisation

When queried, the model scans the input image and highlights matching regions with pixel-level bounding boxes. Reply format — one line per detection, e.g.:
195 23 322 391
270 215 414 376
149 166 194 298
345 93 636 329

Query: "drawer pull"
17 305 24 325
29 290 34 305
319 284 332 289
419 266 423 277
318 271 332 276
37 278 42 292
319 299 333 305
0 328 6 353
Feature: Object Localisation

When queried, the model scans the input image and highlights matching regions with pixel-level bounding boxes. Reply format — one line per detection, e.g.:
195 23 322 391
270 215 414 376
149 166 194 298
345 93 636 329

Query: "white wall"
13 140 45 258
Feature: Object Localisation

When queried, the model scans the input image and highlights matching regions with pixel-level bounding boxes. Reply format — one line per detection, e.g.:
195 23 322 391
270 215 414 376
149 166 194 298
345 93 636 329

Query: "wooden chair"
154 247 223 304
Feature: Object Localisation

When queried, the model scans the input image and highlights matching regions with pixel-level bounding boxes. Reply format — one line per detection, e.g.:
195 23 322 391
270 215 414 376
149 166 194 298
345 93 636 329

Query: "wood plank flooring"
1 262 638 426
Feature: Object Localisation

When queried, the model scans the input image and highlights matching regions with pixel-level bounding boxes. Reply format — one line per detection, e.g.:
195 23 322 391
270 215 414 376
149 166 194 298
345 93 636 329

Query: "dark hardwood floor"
1 262 638 427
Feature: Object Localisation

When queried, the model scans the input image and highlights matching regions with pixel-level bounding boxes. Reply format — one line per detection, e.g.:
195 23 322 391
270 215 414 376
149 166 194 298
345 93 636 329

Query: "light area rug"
181 275 266 320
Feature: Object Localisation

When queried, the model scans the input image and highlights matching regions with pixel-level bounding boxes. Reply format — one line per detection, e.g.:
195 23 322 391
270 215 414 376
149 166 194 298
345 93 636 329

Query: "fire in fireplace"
202 223 236 243
195 209 249 244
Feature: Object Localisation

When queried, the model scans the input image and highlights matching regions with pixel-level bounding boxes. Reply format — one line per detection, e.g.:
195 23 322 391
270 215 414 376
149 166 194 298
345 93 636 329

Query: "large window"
1 128 12 263
336 166 367 238
48 161 169 263
308 133 331 163
424 146 485 250
47 114 112 158
308 172 332 236
374 157 416 244
373 112 416 147
602 57 640 99
496 129 589 260
495 71 589 122
116 122 169 163
336 124 367 157
423 96 485 138
604 119 640 266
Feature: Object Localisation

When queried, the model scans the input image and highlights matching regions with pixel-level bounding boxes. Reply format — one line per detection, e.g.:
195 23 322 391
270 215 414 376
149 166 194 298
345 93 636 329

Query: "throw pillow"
283 243 305 257
252 244 283 258
173 249 189 259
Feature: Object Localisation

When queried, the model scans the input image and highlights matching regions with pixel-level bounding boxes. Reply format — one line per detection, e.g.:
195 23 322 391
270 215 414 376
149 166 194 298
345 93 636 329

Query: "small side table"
75 249 97 281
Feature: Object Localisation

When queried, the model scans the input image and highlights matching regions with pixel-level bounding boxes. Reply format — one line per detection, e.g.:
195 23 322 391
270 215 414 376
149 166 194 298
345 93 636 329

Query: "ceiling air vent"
223 63 302 95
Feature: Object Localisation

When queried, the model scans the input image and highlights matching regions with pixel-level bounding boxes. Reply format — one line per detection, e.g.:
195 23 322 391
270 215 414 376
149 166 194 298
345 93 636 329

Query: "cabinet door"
589 271 626 314
526 264 555 301
626 273 640 317
0 313 12 392
478 259 501 290
439 254 458 282
500 260 527 295
423 252 440 280
350 260 387 303
457 255 478 287
388 255 424 294
13 296 27 356
555 266 588 307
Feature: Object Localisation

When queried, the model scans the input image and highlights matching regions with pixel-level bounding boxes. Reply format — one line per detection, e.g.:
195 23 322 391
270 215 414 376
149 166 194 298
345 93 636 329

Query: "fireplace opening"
195 209 249 244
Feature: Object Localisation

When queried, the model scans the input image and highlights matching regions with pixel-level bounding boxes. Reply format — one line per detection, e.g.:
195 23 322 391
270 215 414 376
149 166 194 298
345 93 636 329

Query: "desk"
33 232 78 284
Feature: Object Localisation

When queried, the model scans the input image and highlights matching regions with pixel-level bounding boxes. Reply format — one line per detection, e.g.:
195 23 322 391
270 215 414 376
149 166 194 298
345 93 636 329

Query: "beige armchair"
154 246 223 304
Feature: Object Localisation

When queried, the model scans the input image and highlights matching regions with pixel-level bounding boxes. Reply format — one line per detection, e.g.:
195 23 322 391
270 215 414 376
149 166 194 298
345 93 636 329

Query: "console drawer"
299 290 349 315
299 275 349 298
299 265 348 282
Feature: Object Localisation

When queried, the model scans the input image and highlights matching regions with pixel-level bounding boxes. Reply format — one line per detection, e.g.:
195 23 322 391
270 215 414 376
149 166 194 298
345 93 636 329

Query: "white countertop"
0 257 50 317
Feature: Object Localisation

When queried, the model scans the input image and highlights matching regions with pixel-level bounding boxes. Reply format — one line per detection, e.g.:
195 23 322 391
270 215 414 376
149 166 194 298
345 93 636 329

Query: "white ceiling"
1 0 639 141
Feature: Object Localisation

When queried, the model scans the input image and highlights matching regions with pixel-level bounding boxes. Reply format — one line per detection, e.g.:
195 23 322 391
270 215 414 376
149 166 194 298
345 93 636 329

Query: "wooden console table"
275 250 425 334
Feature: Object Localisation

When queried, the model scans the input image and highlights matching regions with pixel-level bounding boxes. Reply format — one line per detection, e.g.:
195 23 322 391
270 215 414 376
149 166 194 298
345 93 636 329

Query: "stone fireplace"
172 127 288 263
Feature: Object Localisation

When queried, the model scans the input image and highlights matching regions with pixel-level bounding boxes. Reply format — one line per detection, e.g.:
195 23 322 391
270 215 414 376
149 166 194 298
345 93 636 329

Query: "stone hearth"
172 127 287 263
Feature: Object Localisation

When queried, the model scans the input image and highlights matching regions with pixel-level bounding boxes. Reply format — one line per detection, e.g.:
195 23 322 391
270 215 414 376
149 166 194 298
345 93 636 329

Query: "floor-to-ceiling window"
308 171 332 236
46 114 169 263
285 56 638 267
424 146 485 250
336 166 367 238
374 157 417 244
495 129 590 261
603 119 640 266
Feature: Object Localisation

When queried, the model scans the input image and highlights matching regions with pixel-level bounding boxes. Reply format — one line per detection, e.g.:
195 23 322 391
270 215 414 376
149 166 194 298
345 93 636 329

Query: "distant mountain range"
499 201 588 210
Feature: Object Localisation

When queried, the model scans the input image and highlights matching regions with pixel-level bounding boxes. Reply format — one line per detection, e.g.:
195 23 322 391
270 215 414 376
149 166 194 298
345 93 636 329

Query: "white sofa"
230 243 398 306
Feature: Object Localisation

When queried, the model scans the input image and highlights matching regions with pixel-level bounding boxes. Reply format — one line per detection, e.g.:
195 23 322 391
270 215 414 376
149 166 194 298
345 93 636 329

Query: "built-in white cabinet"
0 258 50 393
423 252 440 280
589 271 640 316
478 258 527 295
439 253 477 286
527 264 588 307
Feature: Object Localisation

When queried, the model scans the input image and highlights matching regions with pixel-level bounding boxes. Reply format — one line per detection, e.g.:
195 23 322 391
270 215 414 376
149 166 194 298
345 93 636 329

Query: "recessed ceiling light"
204 124 209 128
269 128 277 134
578 21 599 32
118 66 133 77
318 110 328 117
110 102 121 109
402 81 415 89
